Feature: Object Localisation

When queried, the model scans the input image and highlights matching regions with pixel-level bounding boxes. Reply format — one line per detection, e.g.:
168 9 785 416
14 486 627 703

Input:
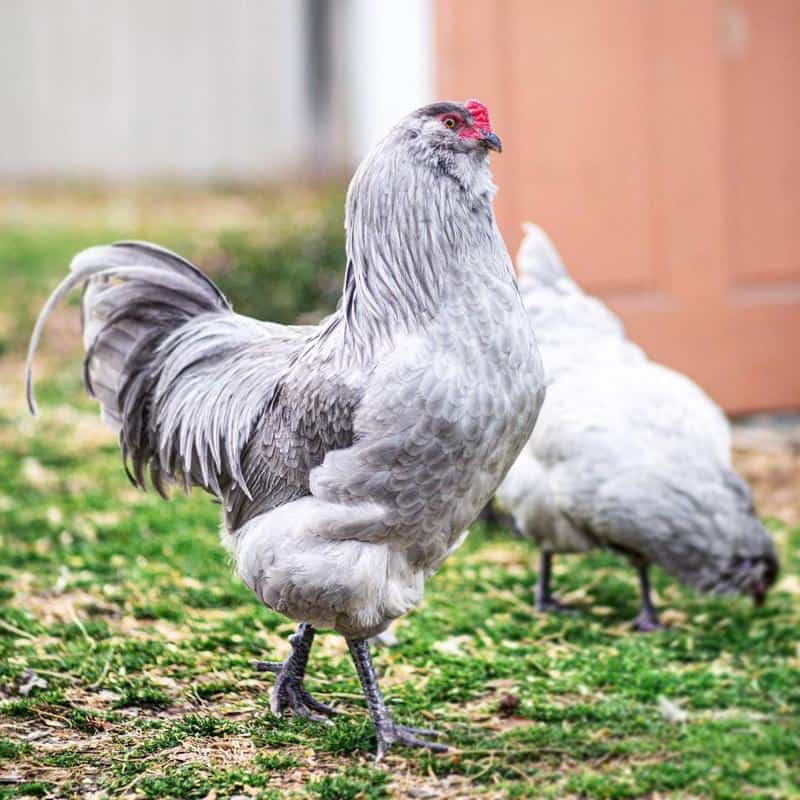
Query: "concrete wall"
0 0 313 182
0 0 434 182
343 0 434 162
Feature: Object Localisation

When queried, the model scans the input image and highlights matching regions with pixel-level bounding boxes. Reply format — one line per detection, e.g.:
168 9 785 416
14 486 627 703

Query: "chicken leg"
535 551 572 613
631 564 663 632
346 638 447 760
255 623 338 722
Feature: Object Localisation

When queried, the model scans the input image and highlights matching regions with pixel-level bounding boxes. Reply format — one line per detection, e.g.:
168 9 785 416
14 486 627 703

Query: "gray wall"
0 0 321 181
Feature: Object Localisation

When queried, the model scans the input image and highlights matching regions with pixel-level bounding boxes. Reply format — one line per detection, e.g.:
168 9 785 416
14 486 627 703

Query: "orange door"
436 0 800 412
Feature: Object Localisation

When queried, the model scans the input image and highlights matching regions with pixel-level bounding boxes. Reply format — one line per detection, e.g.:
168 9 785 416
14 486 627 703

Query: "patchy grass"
0 191 798 797
0 373 798 799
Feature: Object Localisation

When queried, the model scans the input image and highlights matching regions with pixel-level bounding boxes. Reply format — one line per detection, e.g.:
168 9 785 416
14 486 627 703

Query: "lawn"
0 191 798 799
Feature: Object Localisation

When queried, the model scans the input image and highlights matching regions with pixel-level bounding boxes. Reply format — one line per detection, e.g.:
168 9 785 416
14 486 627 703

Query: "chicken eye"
444 117 457 130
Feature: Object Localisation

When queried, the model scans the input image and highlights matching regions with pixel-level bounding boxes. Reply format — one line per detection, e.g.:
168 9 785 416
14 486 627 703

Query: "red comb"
464 99 492 132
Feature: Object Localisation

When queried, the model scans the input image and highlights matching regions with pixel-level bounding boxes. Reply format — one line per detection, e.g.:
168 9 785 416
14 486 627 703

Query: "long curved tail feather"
26 241 229 418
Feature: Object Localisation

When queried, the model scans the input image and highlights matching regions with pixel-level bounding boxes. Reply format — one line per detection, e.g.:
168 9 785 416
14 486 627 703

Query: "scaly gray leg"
631 564 664 632
346 638 447 760
535 551 572 613
254 622 338 722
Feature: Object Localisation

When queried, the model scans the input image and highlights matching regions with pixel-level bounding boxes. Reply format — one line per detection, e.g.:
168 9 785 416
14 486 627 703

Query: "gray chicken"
25 101 545 756
496 225 778 630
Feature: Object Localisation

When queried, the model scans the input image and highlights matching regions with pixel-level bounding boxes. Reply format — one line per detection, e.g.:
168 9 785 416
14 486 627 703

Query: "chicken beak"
481 132 502 153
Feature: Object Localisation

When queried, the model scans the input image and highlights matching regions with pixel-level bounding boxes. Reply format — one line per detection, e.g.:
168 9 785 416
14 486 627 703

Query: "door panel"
723 0 800 286
436 0 800 411
503 0 657 294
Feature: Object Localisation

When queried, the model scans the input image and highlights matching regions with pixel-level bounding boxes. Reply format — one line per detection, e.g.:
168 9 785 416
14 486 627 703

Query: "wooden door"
436 0 800 412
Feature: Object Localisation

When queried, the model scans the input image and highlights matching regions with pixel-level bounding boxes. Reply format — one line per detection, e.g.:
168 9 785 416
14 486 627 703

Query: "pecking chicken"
495 225 778 630
25 101 545 756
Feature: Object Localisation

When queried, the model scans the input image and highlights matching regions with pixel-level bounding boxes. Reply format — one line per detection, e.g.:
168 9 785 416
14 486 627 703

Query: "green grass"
0 193 797 797
0 374 797 799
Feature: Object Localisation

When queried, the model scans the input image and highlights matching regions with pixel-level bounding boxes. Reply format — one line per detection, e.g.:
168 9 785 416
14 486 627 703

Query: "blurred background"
0 0 800 413
1 0 797 417
0 4 798 795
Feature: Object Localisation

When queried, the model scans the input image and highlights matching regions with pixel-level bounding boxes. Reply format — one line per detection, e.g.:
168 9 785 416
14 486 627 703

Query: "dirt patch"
733 418 800 525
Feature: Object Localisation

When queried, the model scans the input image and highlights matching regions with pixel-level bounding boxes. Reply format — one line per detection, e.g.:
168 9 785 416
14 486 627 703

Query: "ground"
0 192 798 799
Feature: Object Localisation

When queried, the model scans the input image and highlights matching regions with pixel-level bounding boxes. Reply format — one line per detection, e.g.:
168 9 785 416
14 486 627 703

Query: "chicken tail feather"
25 239 231 469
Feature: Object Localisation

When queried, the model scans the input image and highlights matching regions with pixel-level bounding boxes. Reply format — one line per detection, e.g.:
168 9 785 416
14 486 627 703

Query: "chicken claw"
373 721 447 761
255 623 337 723
631 612 664 633
535 596 574 614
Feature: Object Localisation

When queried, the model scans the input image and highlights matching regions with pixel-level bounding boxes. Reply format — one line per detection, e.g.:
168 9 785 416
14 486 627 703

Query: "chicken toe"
255 622 337 723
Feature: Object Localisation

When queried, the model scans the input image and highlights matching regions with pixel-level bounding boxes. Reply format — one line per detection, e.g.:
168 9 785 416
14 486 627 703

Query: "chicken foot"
255 622 338 723
346 638 448 760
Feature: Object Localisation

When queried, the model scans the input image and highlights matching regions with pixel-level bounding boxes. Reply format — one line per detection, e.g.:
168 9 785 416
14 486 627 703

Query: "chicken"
496 225 778 630
25 101 545 756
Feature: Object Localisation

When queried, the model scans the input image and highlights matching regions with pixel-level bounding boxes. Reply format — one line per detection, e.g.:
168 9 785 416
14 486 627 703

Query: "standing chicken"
496 225 777 630
25 101 545 756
